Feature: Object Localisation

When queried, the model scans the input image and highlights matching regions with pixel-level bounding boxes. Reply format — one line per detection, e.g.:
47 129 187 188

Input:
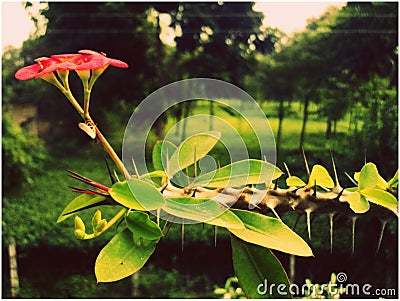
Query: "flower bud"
92 210 102 230
74 229 87 240
95 219 108 233
74 215 86 232
331 273 337 284
214 288 226 295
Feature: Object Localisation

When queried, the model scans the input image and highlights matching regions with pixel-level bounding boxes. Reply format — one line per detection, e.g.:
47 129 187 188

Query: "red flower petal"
15 50 129 80
51 53 80 62
15 64 42 80
78 49 102 55
108 58 129 68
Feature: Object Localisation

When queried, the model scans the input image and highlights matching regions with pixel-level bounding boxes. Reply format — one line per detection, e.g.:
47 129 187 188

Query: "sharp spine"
376 219 387 255
328 213 335 254
330 150 341 189
269 206 282 221
104 156 117 184
301 147 310 176
283 162 292 177
131 157 140 178
306 209 312 240
292 213 302 230
351 216 358 254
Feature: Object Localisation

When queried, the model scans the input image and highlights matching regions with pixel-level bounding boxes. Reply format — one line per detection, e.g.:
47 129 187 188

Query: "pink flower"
15 57 75 80
15 50 128 80
73 50 128 70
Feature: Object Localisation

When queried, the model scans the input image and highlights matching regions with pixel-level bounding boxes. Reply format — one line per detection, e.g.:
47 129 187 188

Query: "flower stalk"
15 49 130 179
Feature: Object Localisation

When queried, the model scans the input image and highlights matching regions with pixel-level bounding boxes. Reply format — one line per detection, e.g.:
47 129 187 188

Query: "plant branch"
160 184 397 220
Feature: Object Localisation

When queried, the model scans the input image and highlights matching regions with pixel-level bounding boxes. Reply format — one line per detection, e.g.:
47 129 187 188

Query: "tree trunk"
333 120 337 136
276 98 285 157
131 271 140 297
181 102 190 141
326 117 332 139
209 101 214 131
289 254 296 284
299 96 310 149
8 236 19 298
154 113 166 139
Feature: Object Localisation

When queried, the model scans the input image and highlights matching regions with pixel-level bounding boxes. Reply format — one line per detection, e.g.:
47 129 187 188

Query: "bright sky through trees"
2 2 345 51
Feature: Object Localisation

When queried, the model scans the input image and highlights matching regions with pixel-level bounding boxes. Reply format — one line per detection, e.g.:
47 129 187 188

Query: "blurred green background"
2 2 398 298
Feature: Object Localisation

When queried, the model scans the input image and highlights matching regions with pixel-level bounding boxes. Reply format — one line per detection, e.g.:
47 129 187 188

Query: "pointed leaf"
189 159 283 188
286 176 306 187
168 131 221 177
95 229 157 282
346 192 370 214
163 197 245 229
152 140 177 171
358 163 379 190
231 235 291 298
360 188 398 215
388 170 398 190
345 187 358 193
356 167 388 190
140 170 167 180
308 165 334 189
139 170 167 187
57 194 106 223
229 209 313 256
109 179 165 211
126 211 163 240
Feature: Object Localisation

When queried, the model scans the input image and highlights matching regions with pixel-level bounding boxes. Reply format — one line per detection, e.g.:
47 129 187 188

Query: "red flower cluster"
15 50 128 80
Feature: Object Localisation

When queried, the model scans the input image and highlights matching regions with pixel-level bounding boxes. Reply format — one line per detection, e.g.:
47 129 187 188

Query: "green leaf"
346 192 370 214
125 211 163 240
353 172 360 182
388 170 398 190
356 167 388 190
231 235 291 298
139 170 167 187
345 187 358 193
163 197 245 229
286 176 306 187
358 163 379 190
95 228 157 282
188 159 283 188
308 165 334 188
109 179 165 211
360 188 398 215
57 194 106 223
229 209 313 256
140 170 167 180
168 131 221 177
152 140 177 171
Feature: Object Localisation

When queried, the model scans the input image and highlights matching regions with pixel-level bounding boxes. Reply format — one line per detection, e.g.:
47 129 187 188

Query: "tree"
156 2 276 85
325 2 398 81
